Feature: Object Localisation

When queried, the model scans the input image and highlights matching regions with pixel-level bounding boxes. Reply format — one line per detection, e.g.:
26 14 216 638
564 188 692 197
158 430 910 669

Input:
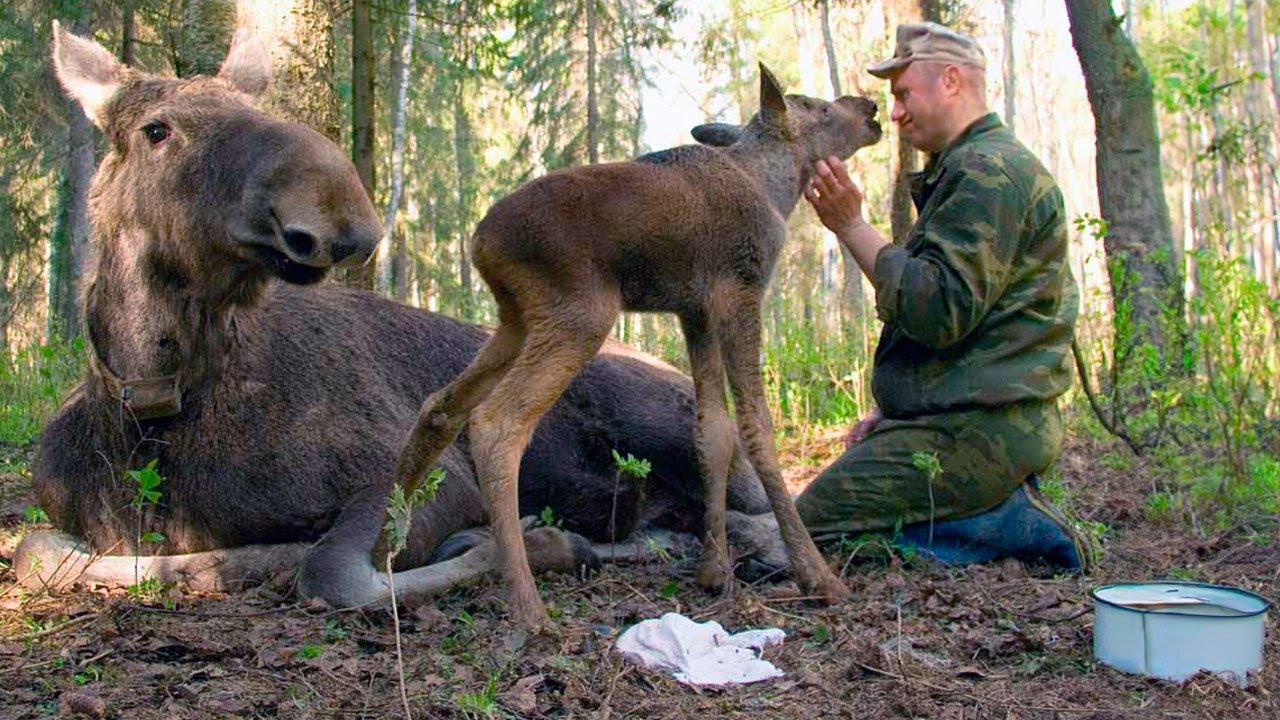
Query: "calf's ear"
758 63 788 129
218 29 271 97
51 19 125 128
691 123 742 147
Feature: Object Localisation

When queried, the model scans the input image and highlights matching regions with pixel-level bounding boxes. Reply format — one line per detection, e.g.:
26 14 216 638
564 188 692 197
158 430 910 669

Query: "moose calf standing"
383 65 883 627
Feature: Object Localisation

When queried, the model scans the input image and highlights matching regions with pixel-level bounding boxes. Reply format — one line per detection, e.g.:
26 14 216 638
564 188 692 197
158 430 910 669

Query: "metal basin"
1091 581 1270 687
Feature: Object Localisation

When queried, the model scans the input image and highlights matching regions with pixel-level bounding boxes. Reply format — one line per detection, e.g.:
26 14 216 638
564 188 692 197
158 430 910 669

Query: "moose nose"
838 96 878 117
330 227 377 264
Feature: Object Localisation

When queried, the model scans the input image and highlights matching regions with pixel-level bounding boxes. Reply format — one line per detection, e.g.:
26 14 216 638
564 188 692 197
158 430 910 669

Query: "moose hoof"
695 553 732 594
524 526 600 576
800 570 850 603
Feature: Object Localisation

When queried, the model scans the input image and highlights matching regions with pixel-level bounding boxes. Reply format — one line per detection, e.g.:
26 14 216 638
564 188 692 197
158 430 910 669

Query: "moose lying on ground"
381 64 883 627
14 24 782 606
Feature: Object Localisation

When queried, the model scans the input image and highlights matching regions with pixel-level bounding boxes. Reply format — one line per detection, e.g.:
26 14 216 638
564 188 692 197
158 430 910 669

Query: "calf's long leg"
468 295 620 628
372 309 525 560
717 293 850 602
680 309 738 593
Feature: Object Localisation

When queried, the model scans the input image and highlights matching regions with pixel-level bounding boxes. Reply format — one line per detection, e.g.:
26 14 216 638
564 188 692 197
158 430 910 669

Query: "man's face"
889 63 951 153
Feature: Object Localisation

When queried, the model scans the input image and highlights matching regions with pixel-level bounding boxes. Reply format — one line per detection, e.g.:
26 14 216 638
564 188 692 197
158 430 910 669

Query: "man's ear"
51 19 125 128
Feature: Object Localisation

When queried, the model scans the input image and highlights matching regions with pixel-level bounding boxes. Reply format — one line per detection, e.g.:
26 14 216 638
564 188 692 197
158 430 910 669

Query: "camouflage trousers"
795 399 1064 544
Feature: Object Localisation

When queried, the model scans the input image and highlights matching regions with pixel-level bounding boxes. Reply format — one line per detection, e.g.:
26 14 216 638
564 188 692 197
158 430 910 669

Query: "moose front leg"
717 298 850 603
13 530 308 594
681 311 737 593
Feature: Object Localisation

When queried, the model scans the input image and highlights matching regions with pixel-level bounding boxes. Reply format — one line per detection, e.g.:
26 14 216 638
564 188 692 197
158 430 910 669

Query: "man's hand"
803 156 866 237
844 408 884 449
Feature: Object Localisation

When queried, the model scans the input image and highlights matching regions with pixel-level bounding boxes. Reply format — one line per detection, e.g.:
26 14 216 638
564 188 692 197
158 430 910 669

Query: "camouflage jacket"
870 113 1078 418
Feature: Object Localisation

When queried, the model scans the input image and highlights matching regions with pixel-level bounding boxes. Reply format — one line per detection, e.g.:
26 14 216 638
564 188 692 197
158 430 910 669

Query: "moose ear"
758 62 787 125
691 123 742 147
217 29 271 97
51 19 125 128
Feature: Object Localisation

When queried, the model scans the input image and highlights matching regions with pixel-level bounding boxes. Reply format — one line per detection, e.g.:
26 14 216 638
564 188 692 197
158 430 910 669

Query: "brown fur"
16 25 772 606
383 65 883 627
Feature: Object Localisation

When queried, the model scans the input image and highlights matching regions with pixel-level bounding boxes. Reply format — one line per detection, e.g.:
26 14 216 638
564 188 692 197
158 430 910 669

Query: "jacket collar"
910 112 1003 210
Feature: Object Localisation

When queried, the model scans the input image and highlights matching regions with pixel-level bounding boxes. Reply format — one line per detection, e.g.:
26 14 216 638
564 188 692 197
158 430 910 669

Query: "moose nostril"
330 233 361 263
282 228 318 258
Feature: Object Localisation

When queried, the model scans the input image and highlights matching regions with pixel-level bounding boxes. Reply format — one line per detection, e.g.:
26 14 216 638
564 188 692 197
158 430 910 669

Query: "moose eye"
143 122 170 145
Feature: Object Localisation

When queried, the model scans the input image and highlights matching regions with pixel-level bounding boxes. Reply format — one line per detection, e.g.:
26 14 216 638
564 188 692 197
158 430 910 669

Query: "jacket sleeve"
872 154 1027 349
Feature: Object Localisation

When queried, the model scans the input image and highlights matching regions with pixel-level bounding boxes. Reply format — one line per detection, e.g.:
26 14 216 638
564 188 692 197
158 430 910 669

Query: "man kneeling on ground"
795 22 1086 571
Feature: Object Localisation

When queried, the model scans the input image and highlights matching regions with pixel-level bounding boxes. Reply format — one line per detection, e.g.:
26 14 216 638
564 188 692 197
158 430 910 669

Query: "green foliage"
296 644 325 660
0 338 83 446
383 467 446 561
22 504 48 524
127 460 163 512
124 577 175 607
611 449 651 479
536 505 561 528
454 673 500 720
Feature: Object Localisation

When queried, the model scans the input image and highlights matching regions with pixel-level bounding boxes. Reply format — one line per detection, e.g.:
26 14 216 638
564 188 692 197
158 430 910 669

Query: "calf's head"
692 63 882 164
52 22 382 297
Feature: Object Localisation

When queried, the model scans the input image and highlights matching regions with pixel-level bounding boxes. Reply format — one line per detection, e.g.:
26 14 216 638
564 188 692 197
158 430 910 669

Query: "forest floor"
0 432 1276 719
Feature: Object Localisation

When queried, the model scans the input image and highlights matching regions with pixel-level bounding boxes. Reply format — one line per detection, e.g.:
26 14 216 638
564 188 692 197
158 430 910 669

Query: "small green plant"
454 674 500 720
127 459 164 512
22 505 49 524
125 458 165 588
536 506 561 528
383 467 446 564
611 449 652 479
323 619 347 642
72 663 104 685
382 466 446 720
807 623 833 647
608 449 652 546
911 451 943 546
125 577 175 606
643 535 672 562
296 644 325 660
658 579 680 600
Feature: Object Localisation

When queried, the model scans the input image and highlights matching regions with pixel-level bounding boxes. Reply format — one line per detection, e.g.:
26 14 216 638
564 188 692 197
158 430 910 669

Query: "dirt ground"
0 433 1276 719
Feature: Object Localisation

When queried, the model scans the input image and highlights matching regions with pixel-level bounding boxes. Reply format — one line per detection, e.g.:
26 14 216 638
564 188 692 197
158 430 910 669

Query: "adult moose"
15 23 774 606
382 65 883 627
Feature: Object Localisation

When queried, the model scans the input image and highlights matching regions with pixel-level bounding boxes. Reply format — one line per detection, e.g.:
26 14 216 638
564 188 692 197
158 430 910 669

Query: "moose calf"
384 65 883 627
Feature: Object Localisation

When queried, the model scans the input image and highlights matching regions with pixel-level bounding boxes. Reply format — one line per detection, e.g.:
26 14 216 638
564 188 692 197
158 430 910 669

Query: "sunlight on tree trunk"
378 0 417 296
1066 0 1182 357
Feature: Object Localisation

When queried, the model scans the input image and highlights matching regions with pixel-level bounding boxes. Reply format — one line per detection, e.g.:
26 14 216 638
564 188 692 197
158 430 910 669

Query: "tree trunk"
586 0 600 165
174 0 235 78
818 0 866 332
1245 0 1279 295
890 0 924 245
49 13 96 339
1003 0 1016 132
349 0 376 289
454 81 475 316
247 0 342 142
818 0 841 97
1066 0 1182 355
122 0 137 66
378 0 416 295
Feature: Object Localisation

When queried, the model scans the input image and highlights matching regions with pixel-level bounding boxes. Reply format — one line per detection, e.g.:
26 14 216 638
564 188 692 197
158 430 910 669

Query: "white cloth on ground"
614 612 786 687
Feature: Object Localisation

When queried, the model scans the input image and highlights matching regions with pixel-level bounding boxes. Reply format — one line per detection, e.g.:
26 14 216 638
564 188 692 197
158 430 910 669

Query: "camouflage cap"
868 22 986 79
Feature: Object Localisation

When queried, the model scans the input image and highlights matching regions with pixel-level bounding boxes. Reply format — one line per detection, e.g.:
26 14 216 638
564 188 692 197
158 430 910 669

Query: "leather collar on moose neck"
85 328 182 421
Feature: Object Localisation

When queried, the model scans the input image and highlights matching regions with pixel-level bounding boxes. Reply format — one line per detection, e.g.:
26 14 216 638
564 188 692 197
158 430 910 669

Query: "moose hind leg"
680 311 737 594
468 301 618 628
717 297 849 602
377 310 527 559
